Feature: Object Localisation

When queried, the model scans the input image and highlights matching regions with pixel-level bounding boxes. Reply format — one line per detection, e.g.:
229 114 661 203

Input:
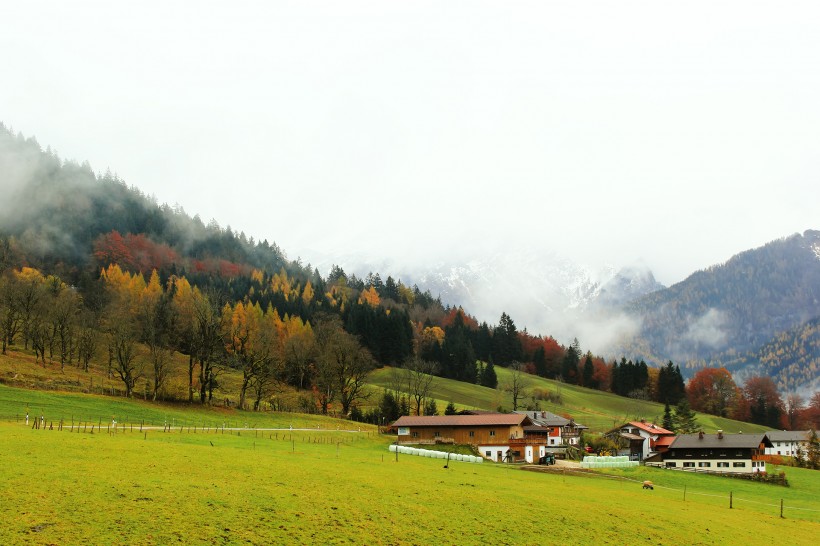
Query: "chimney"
717 430 724 439
698 431 704 440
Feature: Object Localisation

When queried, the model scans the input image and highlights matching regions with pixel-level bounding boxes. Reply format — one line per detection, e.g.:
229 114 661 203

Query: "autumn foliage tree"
687 367 740 417
741 376 785 428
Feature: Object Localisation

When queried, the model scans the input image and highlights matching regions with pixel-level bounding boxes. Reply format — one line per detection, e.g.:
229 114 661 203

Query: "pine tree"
533 346 547 378
582 353 595 388
807 429 820 470
673 398 699 434
481 359 498 389
445 401 457 415
662 403 674 431
561 339 581 384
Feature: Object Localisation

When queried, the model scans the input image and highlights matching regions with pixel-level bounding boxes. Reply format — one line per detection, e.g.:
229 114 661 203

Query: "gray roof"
670 433 772 449
514 410 587 429
765 430 810 442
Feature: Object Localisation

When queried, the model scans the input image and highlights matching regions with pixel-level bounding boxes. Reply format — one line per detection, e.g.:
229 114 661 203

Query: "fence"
523 465 819 521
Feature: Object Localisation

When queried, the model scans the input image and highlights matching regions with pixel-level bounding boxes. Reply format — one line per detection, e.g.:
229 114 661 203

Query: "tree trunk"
188 354 195 403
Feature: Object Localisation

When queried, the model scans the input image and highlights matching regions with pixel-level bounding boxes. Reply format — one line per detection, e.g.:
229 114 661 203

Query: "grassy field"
2 401 818 545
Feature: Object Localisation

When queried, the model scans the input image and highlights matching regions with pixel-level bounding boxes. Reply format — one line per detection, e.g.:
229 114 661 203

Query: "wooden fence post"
729 491 733 509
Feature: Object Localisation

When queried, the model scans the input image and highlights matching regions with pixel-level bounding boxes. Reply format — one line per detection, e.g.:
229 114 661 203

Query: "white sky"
2 1 818 286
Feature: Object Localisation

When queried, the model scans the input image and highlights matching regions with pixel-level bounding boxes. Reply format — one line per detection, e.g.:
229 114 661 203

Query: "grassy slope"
2 341 770 434
2 413 818 545
368 366 769 434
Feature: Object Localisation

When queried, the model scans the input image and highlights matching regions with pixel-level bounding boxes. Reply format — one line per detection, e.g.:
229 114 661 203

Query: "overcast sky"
2 1 818 286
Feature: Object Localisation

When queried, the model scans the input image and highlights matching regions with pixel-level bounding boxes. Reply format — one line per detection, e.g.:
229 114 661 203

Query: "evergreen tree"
444 401 457 415
481 358 498 389
807 429 820 470
533 346 547 378
662 403 674 431
673 398 699 434
424 398 438 416
582 353 595 388
492 312 522 365
379 391 400 423
658 361 685 404
560 339 581 384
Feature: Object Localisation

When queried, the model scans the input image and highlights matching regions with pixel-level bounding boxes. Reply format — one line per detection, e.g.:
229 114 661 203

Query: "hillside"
2 122 817 420
716 317 820 395
367 365 768 434
620 231 820 392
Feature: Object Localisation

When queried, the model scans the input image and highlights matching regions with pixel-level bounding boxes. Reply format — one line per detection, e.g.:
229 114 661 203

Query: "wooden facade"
391 413 547 462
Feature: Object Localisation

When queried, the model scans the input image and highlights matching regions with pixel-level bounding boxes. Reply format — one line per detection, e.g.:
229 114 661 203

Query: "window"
698 462 711 468
683 462 695 468
489 430 496 437
485 451 491 457
733 462 746 468
469 431 475 438
434 431 440 438
665 462 677 468
717 462 730 468
412 432 419 438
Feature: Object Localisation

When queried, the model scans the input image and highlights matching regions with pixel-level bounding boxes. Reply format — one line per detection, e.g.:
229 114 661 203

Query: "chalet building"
656 431 773 474
764 430 810 460
392 413 549 463
605 420 675 460
514 411 588 447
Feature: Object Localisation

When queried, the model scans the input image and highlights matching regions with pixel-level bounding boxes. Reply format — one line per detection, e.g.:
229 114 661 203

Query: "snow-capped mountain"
304 246 663 349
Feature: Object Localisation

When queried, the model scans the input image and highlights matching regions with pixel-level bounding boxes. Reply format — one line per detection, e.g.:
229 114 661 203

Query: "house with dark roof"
605 420 675 460
514 410 588 447
655 430 773 474
392 413 551 463
764 430 810 460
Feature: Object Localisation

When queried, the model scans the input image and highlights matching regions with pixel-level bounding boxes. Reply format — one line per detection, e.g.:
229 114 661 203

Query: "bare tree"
504 361 529 411
192 290 226 404
48 286 81 370
0 273 21 354
313 315 374 416
284 329 315 390
404 357 438 416
109 322 142 398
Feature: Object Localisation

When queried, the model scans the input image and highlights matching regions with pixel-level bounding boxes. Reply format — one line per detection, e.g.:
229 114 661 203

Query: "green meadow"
2 385 818 545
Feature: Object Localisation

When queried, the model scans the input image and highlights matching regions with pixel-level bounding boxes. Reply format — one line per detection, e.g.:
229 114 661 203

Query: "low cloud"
681 308 728 349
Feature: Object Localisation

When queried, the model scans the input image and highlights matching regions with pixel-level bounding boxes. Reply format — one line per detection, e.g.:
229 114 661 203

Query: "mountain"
309 247 665 350
717 317 820 395
619 231 820 393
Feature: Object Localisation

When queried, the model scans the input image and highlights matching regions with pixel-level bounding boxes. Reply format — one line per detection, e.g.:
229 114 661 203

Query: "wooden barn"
391 413 534 446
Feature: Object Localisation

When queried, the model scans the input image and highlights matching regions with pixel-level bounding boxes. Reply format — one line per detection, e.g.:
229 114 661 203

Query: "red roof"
653 435 677 448
392 414 531 428
629 421 674 436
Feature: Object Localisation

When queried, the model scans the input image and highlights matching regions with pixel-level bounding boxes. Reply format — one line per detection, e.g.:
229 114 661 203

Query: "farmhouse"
392 413 553 463
764 430 810 460
605 420 675 460
514 410 588 446
655 430 773 474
